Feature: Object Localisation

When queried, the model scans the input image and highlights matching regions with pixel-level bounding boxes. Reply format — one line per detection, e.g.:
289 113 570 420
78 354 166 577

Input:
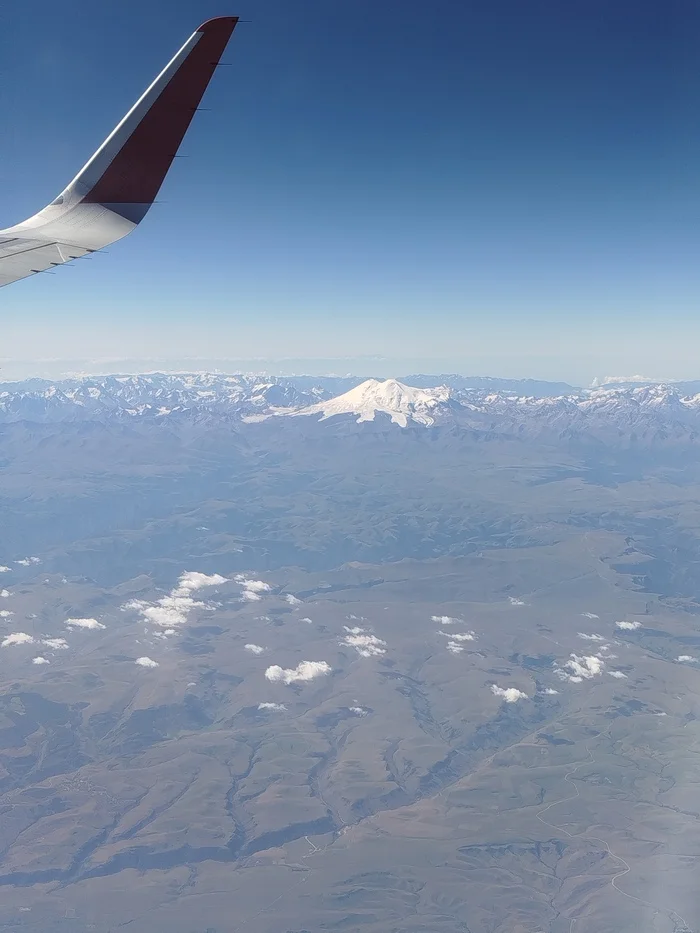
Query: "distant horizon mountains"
3 369 699 396
5 373 700 445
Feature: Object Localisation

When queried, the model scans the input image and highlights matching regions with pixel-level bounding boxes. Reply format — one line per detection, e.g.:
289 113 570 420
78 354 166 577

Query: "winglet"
76 15 238 221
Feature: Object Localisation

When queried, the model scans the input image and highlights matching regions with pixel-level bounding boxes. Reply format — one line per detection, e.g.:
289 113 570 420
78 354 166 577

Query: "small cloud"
245 643 265 655
0 566 9 573
556 654 604 682
0 610 13 618
300 617 313 624
174 571 227 596
235 576 271 601
15 557 41 567
431 615 461 625
0 589 10 598
285 594 302 606
265 660 331 684
491 684 528 703
446 642 464 654
544 688 559 695
1 632 34 647
349 706 369 716
577 633 605 642
41 638 68 650
677 655 698 663
125 571 225 630
439 630 475 641
240 590 262 602
258 702 286 711
135 656 159 668
581 612 599 619
341 632 387 658
343 625 365 635
609 671 628 679
32 656 49 665
508 597 526 606
616 620 642 631
65 618 106 630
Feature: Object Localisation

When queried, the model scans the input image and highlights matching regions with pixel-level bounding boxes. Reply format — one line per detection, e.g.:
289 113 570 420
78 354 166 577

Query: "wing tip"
196 15 239 33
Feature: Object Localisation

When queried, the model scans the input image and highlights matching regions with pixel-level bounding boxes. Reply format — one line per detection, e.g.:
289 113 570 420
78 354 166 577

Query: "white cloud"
234 575 270 591
577 632 605 642
0 590 10 598
544 688 559 695
15 557 41 567
125 595 203 628
300 617 313 624
677 655 698 663
0 610 13 618
508 597 526 606
1 632 34 647
65 618 106 630
431 615 461 625
616 620 642 631
556 654 605 682
581 612 599 619
174 571 227 596
439 630 475 641
285 594 302 606
349 706 369 716
240 590 262 602
124 571 226 630
265 660 331 684
0 566 9 573
446 642 465 654
341 632 387 658
491 684 528 703
343 625 365 635
609 671 628 679
146 596 203 627
32 656 49 665
258 702 286 711
245 643 265 655
235 576 271 601
135 656 159 668
41 637 68 650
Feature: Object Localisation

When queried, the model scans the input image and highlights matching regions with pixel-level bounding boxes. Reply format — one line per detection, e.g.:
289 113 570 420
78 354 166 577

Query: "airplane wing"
0 16 238 289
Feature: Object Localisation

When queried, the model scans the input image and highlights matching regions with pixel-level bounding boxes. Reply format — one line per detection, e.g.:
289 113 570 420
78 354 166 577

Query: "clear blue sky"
2 0 700 383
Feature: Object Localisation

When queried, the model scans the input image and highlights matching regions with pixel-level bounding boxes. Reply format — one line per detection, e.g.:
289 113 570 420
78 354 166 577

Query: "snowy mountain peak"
296 378 451 427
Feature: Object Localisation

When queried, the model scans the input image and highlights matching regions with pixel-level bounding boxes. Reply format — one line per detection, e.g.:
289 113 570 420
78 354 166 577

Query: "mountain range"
3 373 700 448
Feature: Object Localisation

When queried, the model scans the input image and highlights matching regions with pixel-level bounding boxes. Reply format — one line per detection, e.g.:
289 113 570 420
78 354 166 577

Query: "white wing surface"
0 16 238 289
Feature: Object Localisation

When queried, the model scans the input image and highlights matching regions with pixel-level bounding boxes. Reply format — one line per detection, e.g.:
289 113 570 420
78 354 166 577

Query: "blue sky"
2 0 700 383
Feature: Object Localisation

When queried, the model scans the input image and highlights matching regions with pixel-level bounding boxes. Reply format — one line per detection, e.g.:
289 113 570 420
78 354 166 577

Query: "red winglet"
84 16 239 207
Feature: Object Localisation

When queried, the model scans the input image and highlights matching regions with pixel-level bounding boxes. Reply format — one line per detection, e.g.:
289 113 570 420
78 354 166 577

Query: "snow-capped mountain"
3 372 700 447
291 379 452 426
